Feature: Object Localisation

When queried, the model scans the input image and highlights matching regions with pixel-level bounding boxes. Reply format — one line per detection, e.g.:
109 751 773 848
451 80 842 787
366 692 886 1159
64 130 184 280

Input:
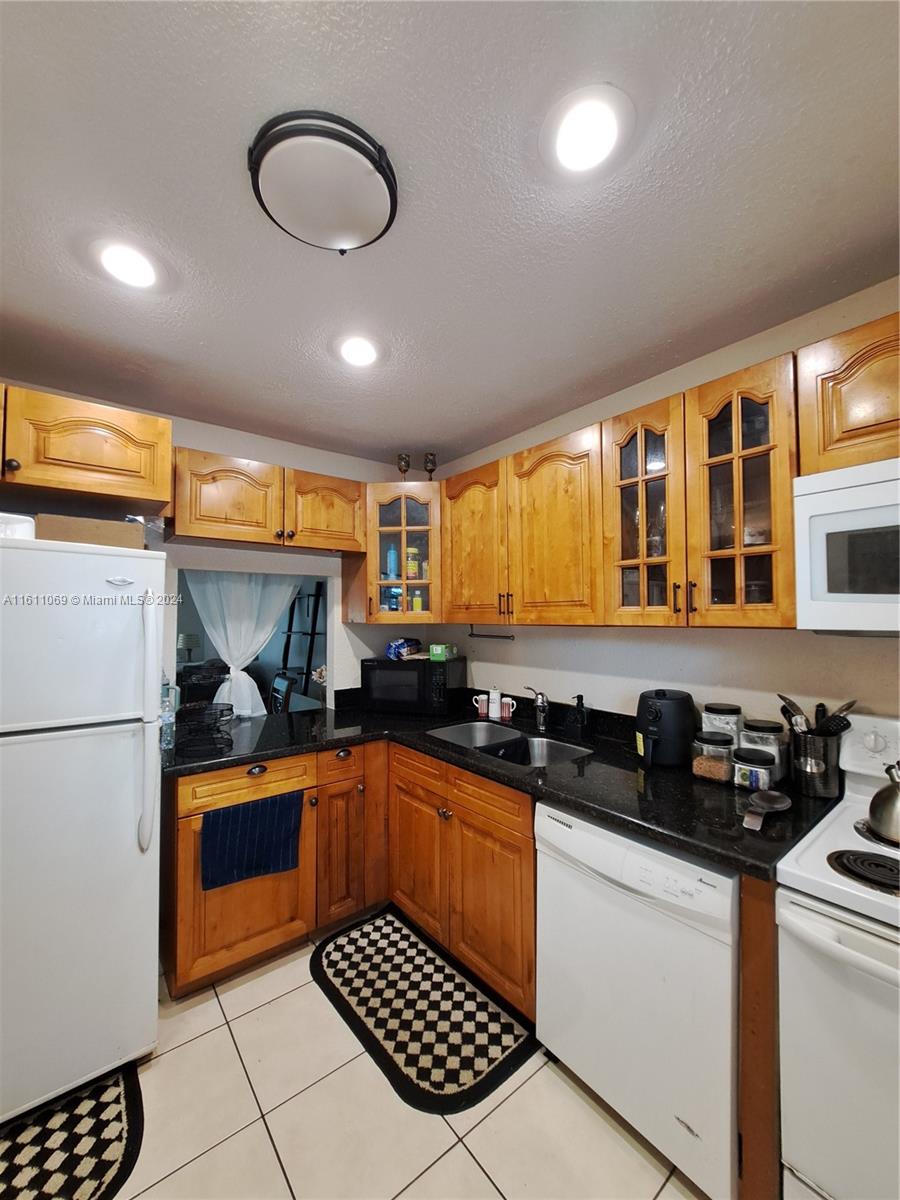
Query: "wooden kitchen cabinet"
442 460 509 623
797 312 899 474
505 426 604 625
685 355 797 628
316 776 366 927
174 448 285 544
284 469 366 552
602 394 687 626
389 763 449 944
350 481 442 622
167 753 317 996
2 387 172 503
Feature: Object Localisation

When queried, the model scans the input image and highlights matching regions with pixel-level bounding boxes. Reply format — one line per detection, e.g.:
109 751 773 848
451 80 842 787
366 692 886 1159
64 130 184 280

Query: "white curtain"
185 571 301 718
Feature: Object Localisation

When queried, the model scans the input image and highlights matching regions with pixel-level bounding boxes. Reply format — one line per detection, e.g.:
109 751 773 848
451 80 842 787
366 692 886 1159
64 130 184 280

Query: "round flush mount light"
98 242 157 287
539 85 636 176
248 111 398 254
339 336 378 367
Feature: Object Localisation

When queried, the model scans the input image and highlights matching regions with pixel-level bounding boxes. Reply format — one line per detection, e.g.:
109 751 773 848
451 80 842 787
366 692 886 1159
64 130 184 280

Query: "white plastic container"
0 513 35 539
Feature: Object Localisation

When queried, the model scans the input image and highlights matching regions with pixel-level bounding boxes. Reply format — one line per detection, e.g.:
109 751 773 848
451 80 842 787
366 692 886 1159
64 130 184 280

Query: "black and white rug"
310 906 538 1114
0 1065 143 1200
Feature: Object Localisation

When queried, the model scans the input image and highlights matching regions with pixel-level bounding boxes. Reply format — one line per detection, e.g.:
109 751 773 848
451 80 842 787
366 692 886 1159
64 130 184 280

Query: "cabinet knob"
336 748 352 760
438 807 454 821
286 530 296 539
4 458 21 472
308 794 318 807
247 763 267 776
357 782 365 794
275 529 285 539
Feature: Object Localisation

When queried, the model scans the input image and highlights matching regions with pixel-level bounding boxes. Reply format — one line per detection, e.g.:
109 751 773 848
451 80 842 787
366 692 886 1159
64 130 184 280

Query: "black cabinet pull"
308 795 318 807
247 763 267 776
672 582 682 614
286 530 296 539
498 593 505 616
357 782 365 794
4 458 21 472
368 596 373 617
506 592 514 616
275 528 284 539
336 748 352 760
688 580 698 614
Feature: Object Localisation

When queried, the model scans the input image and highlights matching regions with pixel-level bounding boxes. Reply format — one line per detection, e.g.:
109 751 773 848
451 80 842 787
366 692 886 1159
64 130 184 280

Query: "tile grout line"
652 1166 677 1199
215 974 314 1024
459 1137 508 1200
125 1116 260 1199
388 1139 461 1200
260 1048 368 1119
151 1018 228 1063
455 1057 549 1141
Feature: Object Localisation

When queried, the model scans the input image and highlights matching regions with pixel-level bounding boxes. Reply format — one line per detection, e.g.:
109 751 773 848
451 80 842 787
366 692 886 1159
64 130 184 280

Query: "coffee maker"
635 689 696 768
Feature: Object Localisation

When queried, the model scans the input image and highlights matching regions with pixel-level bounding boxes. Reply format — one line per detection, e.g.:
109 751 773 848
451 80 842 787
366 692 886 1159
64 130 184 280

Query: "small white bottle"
160 672 175 750
487 687 502 722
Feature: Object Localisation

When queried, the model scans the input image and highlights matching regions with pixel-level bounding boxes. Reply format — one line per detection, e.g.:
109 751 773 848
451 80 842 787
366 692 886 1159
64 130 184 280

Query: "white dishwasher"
535 803 739 1200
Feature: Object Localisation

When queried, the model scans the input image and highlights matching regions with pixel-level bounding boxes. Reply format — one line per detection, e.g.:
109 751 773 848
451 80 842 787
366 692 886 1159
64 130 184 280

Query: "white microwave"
794 458 899 632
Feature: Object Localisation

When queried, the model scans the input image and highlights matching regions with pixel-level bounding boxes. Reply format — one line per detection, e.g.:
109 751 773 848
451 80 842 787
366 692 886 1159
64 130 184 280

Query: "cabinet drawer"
389 744 447 795
445 765 533 838
177 754 317 817
317 745 364 784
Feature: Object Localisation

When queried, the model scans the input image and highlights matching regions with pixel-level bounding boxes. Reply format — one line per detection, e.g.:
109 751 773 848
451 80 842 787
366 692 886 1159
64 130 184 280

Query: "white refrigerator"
0 536 166 1122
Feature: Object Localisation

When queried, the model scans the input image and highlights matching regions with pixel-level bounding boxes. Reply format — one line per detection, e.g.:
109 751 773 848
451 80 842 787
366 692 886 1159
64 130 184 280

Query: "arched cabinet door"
505 427 604 625
284 469 365 552
601 393 687 627
441 460 509 624
685 355 797 628
797 312 899 475
174 448 285 544
365 481 441 622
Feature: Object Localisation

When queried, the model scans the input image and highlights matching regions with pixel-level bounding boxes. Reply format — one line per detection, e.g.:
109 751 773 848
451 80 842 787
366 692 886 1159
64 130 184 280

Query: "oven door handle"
779 909 899 988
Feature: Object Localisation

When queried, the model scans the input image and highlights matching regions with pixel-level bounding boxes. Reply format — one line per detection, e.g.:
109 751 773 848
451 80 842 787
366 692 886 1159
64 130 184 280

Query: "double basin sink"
427 721 592 768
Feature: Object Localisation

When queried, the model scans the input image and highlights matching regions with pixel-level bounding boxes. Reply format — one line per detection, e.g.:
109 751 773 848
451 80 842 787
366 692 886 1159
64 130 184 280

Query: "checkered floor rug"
310 906 538 1114
0 1066 142 1200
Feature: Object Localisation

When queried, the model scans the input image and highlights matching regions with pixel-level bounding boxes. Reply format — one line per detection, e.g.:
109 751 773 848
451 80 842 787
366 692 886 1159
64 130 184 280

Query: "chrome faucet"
526 686 549 734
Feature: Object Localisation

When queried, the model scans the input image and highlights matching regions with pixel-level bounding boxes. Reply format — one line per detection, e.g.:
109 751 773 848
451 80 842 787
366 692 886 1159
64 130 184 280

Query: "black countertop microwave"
360 656 468 716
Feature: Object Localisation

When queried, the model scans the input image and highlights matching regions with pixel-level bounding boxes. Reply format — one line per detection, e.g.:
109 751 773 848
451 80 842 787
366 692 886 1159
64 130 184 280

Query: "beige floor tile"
267 1052 455 1199
121 1027 259 1199
139 1120 290 1199
657 1169 712 1200
399 1144 501 1200
155 976 225 1057
464 1063 670 1200
216 944 314 1021
229 982 362 1112
445 1049 548 1138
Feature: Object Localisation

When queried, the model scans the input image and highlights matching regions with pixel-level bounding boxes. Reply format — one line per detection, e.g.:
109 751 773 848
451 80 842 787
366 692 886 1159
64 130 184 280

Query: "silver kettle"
868 762 900 846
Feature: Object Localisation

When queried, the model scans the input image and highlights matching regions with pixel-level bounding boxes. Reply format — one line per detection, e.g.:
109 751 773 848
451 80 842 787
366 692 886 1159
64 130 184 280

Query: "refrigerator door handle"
141 589 158 724
138 720 159 853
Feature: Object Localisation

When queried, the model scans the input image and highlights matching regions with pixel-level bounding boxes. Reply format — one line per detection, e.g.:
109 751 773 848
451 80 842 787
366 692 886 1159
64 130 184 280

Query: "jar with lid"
692 732 734 782
740 719 787 781
733 748 777 791
702 703 743 738
406 545 420 579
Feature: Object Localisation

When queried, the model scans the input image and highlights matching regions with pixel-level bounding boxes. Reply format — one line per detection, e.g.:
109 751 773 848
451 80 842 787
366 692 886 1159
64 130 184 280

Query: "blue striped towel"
200 791 303 891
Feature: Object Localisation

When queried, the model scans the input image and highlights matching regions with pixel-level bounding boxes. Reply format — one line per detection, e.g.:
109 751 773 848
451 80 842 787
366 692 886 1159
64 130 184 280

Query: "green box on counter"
428 643 458 661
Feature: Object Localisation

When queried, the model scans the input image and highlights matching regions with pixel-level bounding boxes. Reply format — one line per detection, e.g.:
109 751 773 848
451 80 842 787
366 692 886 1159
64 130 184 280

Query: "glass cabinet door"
368 483 440 621
685 356 797 627
601 394 687 626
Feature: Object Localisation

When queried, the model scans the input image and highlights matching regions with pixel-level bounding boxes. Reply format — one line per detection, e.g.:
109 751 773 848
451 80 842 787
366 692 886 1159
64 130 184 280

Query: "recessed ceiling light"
99 243 156 288
340 336 378 367
539 85 636 177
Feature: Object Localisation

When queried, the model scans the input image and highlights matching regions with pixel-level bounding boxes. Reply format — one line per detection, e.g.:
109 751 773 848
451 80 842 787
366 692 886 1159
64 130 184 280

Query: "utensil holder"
791 731 842 799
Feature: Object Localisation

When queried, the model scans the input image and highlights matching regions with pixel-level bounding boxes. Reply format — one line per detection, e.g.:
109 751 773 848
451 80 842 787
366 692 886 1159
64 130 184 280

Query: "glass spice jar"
740 719 787 781
692 732 734 783
702 703 743 738
733 748 777 791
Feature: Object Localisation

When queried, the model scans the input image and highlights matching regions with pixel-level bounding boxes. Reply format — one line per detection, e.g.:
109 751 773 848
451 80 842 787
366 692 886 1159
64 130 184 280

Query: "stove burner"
827 850 899 895
853 818 899 850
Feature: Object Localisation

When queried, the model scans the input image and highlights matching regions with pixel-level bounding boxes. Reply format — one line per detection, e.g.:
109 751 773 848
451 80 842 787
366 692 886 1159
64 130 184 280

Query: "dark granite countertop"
163 708 837 880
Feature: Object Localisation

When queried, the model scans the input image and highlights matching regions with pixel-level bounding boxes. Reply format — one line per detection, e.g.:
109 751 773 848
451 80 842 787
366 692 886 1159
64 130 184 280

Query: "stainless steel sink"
427 721 523 750
477 735 592 767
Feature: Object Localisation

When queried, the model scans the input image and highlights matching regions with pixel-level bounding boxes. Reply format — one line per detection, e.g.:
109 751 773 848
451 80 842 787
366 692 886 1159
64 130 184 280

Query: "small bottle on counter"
702 703 743 739
740 719 787 781
733 748 778 791
692 732 734 782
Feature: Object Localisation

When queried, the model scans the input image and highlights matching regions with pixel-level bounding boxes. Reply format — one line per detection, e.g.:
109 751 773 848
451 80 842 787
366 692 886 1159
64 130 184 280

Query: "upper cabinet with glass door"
601 394 687 626
684 355 797 627
366 482 441 622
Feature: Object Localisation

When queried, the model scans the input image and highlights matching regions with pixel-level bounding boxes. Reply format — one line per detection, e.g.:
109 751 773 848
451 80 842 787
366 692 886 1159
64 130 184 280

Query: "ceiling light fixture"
539 85 636 177
340 336 378 367
99 243 156 288
248 111 398 254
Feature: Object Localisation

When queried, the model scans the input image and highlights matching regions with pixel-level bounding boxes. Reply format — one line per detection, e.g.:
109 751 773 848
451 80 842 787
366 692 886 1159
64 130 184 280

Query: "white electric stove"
776 714 899 1200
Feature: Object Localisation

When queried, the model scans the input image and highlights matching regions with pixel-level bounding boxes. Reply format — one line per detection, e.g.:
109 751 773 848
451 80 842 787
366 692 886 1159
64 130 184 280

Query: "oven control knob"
863 731 887 753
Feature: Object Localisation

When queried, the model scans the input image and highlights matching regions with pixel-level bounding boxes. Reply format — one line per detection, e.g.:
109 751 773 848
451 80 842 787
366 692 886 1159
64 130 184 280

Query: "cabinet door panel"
448 805 535 1018
317 778 365 927
442 461 508 623
798 313 899 474
284 469 365 552
506 427 603 625
174 448 284 544
366 482 441 623
685 356 796 627
388 773 448 945
602 394 687 626
3 388 172 502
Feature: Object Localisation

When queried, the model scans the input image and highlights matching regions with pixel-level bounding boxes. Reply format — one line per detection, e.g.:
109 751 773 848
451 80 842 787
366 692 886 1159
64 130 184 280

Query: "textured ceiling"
1 1 897 464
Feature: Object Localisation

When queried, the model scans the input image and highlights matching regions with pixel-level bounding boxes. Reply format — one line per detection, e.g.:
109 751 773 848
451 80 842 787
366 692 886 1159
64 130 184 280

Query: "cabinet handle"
275 528 285 539
357 782 365 794
498 593 505 616
672 582 682 614
308 794 318 807
4 458 21 472
506 592 514 616
688 580 698 614
286 530 296 539
247 763 268 776
336 748 352 760
438 807 454 821
368 596 373 617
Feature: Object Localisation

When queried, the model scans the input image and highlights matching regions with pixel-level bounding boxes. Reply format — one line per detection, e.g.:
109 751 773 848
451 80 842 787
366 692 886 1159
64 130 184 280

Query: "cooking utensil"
814 703 827 729
778 694 810 726
742 789 791 831
832 700 857 718
869 762 900 845
813 713 852 738
791 713 811 734
780 704 796 727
